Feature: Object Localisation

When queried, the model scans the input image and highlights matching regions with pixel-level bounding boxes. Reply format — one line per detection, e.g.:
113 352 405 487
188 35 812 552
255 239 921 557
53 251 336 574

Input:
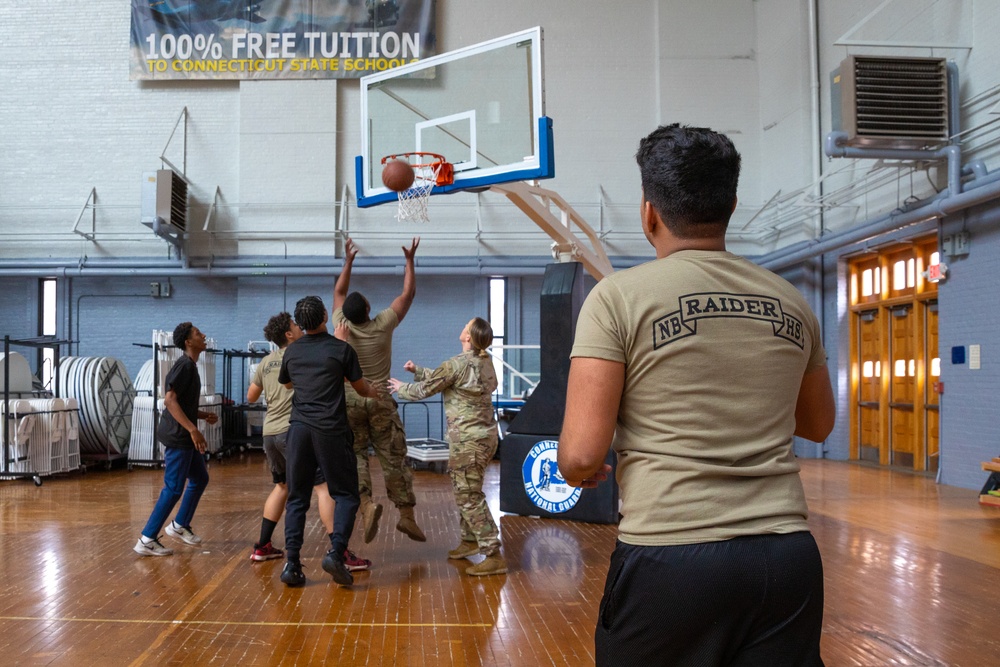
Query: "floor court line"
0 616 493 628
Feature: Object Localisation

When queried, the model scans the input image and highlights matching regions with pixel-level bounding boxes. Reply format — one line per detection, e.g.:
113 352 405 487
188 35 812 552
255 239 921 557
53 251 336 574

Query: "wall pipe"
761 173 1000 271
758 156 1000 270
964 160 989 179
0 255 568 271
0 262 633 279
0 255 651 277
824 132 963 197
768 167 1000 264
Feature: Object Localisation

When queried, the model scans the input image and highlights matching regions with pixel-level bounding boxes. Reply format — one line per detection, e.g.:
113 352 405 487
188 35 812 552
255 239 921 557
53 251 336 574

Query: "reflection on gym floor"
0 455 997 665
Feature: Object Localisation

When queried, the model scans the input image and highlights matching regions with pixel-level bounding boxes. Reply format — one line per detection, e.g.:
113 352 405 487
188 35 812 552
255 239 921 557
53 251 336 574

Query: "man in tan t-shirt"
558 124 835 666
332 237 426 544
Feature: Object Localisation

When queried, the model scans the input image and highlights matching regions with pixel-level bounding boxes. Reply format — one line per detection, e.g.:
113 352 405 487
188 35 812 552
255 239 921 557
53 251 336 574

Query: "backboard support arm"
489 181 614 280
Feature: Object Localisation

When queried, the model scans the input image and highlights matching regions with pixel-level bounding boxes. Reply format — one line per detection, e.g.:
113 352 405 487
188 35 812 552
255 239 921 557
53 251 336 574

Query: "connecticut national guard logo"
521 440 582 514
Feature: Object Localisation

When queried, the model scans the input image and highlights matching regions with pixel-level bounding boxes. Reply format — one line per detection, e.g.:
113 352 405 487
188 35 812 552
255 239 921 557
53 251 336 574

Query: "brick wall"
937 215 1000 489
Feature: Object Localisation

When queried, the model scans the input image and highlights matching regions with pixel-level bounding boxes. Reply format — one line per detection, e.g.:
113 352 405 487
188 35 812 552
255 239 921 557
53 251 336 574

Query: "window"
40 278 57 390
856 261 881 302
489 277 506 395
893 260 907 291
862 269 873 297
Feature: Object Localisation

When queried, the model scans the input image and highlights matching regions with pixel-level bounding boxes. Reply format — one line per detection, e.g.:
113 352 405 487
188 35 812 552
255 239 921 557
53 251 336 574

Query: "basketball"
382 159 415 191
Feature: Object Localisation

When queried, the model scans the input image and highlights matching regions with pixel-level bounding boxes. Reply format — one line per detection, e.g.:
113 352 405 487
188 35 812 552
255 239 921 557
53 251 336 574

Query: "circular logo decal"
521 439 581 513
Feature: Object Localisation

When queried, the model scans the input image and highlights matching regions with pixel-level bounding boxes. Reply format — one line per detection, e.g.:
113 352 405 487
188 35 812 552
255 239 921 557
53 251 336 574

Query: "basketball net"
395 163 442 223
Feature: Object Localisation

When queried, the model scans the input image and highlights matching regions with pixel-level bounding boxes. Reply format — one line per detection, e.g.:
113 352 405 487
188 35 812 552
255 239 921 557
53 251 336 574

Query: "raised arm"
794 364 836 442
391 359 458 402
389 237 420 323
333 237 358 310
557 357 622 487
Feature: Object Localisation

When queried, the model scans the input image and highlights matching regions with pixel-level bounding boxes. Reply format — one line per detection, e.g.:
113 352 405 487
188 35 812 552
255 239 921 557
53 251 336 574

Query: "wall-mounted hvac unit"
140 169 188 233
831 55 951 149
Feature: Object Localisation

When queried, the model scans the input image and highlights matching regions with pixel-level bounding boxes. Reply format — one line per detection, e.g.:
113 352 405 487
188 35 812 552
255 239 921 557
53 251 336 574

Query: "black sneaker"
321 549 354 586
280 560 305 587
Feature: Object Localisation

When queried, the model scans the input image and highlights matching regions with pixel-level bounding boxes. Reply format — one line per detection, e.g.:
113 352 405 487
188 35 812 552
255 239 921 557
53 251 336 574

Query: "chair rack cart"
2 335 80 486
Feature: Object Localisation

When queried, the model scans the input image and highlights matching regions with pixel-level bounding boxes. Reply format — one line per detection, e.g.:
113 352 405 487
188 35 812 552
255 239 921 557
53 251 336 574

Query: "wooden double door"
856 301 939 471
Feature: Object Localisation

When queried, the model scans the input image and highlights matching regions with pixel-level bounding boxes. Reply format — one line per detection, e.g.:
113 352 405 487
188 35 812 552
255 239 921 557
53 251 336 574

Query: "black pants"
283 423 359 562
595 532 824 667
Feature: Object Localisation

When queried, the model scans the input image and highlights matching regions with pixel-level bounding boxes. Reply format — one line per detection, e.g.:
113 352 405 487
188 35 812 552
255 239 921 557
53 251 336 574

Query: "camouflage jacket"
397 350 498 441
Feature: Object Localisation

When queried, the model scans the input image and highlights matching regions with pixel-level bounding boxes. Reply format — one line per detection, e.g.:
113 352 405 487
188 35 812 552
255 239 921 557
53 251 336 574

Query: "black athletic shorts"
595 531 825 666
263 431 325 487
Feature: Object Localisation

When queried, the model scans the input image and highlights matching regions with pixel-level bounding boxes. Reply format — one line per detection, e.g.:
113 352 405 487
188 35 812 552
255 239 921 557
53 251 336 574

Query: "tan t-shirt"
250 347 294 436
332 306 398 384
571 250 827 546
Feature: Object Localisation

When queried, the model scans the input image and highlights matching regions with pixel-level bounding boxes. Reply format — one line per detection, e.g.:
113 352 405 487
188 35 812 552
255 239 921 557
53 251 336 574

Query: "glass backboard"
356 26 552 208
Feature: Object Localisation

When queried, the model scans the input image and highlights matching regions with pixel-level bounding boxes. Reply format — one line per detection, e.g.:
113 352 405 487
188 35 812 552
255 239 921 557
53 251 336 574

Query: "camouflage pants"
450 431 500 556
346 393 415 508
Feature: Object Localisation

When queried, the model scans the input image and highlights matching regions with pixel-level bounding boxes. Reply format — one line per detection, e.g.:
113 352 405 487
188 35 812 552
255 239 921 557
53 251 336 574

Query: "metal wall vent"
140 169 188 233
832 55 950 149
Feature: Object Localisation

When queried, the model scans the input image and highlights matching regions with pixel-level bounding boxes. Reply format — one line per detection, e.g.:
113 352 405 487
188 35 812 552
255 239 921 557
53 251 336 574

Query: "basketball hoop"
381 152 454 223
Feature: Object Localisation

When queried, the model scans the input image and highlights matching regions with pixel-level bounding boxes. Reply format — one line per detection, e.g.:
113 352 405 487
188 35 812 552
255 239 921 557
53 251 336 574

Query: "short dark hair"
263 312 293 347
636 123 741 237
172 321 194 349
342 292 370 325
294 296 326 331
467 317 494 355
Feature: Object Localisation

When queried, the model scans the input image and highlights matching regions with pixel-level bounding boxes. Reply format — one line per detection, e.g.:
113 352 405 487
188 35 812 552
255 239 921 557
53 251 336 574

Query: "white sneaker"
165 521 202 545
134 535 174 557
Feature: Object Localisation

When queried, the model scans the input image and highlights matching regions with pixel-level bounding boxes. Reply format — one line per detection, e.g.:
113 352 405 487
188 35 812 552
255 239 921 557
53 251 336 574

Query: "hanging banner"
129 0 437 80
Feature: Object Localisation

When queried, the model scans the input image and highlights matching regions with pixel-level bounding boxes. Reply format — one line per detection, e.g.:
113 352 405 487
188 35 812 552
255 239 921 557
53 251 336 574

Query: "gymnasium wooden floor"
1 455 998 666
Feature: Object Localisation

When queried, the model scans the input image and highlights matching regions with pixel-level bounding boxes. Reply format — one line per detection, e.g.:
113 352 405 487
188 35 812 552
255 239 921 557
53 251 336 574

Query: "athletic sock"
259 518 278 546
329 533 336 549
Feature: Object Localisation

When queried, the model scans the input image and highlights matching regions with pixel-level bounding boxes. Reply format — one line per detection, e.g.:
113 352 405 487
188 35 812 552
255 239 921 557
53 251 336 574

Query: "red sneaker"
250 542 284 562
343 549 371 571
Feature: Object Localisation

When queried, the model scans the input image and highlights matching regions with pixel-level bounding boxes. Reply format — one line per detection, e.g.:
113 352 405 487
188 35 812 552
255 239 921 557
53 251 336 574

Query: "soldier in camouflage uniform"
333 237 426 544
389 317 506 576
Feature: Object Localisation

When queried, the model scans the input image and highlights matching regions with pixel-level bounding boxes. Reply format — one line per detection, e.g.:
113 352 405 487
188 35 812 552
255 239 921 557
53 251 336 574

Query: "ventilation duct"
831 55 950 149
141 169 188 234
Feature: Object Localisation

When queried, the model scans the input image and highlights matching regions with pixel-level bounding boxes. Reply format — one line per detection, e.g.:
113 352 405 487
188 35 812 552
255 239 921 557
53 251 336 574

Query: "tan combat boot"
465 553 507 576
395 506 427 542
448 541 480 560
359 498 383 544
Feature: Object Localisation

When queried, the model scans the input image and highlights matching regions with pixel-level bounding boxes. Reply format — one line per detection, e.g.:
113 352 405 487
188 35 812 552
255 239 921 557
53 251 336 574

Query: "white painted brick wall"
0 0 816 261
